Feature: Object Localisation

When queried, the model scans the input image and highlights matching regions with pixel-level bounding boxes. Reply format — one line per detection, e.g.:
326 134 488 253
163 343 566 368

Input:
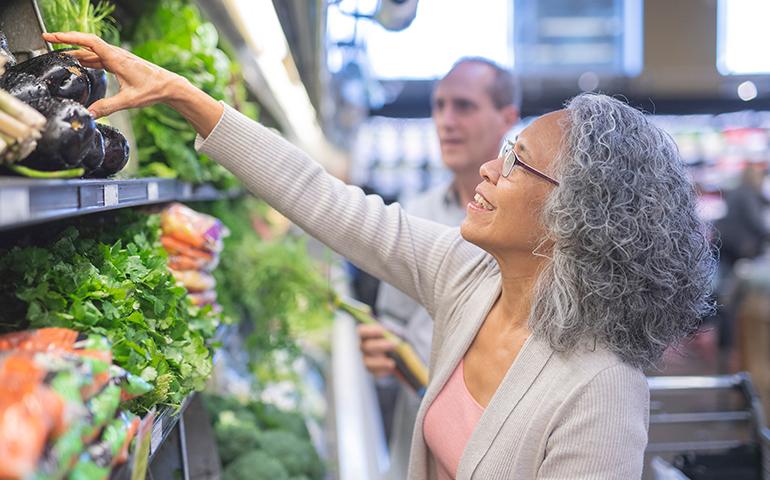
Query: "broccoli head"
214 411 261 465
250 402 310 440
223 450 289 480
258 430 324 479
203 394 246 418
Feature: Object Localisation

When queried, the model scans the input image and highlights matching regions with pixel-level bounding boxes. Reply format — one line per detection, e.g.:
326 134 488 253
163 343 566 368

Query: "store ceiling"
318 0 770 119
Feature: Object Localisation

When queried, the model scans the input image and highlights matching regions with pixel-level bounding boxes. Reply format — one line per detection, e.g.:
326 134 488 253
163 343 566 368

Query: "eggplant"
19 97 96 170
81 128 105 174
8 51 91 105
0 71 49 103
88 124 128 177
84 68 107 107
0 31 16 68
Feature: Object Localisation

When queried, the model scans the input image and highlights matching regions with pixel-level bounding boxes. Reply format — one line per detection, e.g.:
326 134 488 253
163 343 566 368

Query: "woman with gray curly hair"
49 32 715 480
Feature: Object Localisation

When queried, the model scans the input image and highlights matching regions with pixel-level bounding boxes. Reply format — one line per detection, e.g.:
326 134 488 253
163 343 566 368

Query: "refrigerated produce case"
0 1 339 478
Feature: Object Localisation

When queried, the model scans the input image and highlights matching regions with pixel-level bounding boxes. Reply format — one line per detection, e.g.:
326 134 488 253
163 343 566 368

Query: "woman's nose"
480 157 502 184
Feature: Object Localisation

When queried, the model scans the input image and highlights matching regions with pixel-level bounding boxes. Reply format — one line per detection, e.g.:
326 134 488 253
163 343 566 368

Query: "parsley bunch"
0 213 221 411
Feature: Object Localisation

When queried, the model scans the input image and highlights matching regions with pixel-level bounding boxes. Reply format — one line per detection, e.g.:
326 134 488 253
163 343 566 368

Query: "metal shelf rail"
0 176 243 231
645 373 770 480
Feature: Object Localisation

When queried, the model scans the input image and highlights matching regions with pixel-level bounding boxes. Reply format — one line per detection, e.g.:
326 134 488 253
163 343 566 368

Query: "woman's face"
460 110 566 257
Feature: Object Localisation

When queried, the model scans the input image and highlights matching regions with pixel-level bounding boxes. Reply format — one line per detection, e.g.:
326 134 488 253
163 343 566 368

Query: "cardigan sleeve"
195 104 481 318
536 364 649 479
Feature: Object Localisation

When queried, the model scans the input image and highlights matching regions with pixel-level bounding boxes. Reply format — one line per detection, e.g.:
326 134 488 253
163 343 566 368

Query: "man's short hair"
443 57 521 110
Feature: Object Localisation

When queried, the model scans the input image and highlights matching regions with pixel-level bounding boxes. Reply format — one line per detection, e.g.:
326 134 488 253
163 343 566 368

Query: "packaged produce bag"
170 269 217 293
0 330 152 479
67 412 140 480
160 203 227 252
0 354 63 479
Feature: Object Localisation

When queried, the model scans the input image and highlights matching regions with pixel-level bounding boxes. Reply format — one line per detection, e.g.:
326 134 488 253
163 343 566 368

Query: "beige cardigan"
196 105 650 479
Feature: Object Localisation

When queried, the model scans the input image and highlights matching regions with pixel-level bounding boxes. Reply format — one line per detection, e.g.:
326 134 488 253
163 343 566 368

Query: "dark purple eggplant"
81 128 105 175
20 97 96 170
0 31 16 67
84 68 107 107
0 71 49 103
8 51 91 105
88 124 128 177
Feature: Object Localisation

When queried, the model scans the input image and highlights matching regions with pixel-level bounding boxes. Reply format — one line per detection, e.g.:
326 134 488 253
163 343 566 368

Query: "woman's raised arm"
40 32 481 316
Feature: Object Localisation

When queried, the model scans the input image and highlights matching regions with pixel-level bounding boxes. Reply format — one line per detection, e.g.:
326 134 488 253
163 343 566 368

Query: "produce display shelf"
109 395 193 480
0 176 243 231
149 395 193 463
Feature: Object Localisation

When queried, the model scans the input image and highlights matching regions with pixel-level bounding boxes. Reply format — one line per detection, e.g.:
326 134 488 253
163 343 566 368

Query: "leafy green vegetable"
250 401 309 440
258 430 323 479
204 393 324 479
214 413 261 465
223 450 289 480
39 0 119 47
128 0 243 188
199 199 335 369
0 212 222 411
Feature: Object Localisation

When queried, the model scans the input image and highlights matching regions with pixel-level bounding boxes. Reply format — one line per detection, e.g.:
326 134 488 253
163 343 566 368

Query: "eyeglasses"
499 139 560 187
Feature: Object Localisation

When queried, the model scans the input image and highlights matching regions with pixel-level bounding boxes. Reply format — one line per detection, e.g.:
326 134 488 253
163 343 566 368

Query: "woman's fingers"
42 32 115 60
87 95 126 118
65 49 103 66
40 32 179 114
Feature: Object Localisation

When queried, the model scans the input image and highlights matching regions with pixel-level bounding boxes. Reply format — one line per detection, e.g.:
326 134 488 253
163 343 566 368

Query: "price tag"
0 187 30 225
104 184 119 207
147 182 159 201
150 418 163 454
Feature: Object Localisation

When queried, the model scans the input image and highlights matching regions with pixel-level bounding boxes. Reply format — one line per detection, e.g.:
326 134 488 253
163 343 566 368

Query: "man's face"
431 62 518 177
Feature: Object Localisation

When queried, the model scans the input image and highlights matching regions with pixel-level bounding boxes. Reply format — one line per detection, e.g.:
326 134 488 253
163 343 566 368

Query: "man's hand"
357 323 397 377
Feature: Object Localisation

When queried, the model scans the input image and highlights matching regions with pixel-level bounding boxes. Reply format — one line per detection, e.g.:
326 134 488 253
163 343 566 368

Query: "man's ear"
501 105 519 129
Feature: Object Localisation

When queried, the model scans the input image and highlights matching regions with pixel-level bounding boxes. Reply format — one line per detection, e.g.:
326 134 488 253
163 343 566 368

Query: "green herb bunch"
38 0 120 47
200 199 335 368
0 212 222 411
128 0 239 188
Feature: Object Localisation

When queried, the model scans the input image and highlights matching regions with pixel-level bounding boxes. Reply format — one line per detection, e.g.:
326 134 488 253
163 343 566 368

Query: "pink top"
423 359 485 479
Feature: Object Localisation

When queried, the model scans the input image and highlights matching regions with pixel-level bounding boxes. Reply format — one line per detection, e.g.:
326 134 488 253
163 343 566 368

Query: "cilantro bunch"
0 213 221 411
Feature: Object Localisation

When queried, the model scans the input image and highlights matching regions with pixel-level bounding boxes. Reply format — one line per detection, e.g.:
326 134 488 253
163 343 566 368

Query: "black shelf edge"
149 394 194 463
109 393 195 480
0 176 245 231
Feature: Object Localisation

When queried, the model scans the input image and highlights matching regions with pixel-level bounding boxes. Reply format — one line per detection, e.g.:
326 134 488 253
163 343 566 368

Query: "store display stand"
0 175 239 478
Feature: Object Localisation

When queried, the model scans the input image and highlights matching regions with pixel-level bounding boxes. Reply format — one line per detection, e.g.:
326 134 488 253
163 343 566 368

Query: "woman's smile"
469 191 495 212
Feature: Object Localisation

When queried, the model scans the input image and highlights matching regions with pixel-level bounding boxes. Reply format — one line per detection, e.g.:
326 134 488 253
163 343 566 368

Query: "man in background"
357 57 520 479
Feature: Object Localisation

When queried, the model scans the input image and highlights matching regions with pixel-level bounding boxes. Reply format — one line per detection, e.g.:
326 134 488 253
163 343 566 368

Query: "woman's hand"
41 32 223 137
42 32 182 118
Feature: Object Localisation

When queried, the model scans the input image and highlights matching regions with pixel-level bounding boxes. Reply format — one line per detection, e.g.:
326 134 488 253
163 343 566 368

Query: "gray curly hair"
530 93 716 369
